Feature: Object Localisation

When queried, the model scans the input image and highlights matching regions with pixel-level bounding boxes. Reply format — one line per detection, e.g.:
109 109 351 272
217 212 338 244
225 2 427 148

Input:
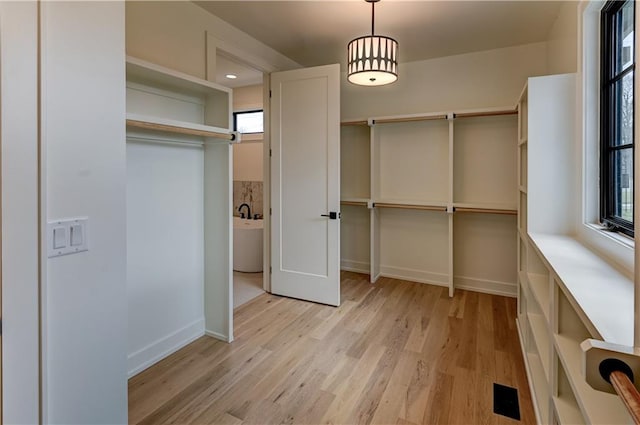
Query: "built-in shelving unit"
340 106 518 297
125 55 236 377
126 56 234 142
516 74 632 424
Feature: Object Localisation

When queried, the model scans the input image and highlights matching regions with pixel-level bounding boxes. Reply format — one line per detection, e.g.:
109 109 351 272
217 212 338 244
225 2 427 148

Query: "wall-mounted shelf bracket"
367 200 374 209
446 205 454 214
447 112 455 121
367 118 376 127
582 339 640 394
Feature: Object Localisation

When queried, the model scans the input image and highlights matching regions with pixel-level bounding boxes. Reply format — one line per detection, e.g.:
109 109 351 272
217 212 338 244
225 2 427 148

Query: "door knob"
320 212 340 219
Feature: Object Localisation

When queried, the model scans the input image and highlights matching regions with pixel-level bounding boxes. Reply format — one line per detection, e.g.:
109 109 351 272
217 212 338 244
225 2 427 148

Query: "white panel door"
271 64 340 306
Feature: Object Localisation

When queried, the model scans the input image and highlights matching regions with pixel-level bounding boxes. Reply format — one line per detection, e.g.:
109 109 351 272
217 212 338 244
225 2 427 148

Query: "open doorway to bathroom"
215 51 267 309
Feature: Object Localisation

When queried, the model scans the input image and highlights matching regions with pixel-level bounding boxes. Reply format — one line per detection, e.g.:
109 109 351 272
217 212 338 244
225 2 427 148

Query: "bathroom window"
234 110 264 134
601 0 635 236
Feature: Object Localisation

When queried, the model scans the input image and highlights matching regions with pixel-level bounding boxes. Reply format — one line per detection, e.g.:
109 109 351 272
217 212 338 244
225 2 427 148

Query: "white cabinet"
340 107 518 297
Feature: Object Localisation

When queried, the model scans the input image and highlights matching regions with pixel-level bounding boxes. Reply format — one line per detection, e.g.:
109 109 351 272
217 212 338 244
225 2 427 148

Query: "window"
601 0 635 236
233 110 263 134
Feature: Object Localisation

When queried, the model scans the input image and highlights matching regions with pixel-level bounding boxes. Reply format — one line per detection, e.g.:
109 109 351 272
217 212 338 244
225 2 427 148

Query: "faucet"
238 203 251 219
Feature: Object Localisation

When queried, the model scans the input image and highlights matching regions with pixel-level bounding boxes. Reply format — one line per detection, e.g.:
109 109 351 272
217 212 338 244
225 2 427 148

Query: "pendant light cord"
371 1 375 35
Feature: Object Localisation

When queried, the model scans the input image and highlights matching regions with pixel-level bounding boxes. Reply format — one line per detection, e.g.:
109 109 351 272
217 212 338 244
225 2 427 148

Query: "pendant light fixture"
347 0 398 86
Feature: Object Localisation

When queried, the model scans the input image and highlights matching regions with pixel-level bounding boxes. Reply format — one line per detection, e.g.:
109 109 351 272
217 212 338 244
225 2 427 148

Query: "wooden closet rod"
374 203 446 212
341 200 368 207
455 207 517 215
127 119 235 141
610 371 640 425
454 109 517 119
341 120 369 126
373 115 448 125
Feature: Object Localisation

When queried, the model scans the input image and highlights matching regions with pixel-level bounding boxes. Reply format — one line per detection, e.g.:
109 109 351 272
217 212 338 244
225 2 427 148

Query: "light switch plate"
47 218 89 258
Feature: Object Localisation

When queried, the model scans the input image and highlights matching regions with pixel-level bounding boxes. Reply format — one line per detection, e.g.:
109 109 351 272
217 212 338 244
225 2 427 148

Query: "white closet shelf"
341 197 369 207
452 202 517 215
453 109 517 119
554 334 631 424
126 114 235 141
373 199 448 212
126 56 231 97
527 273 550 322
552 396 584 425
340 119 368 126
370 113 447 124
529 233 633 347
528 312 551 378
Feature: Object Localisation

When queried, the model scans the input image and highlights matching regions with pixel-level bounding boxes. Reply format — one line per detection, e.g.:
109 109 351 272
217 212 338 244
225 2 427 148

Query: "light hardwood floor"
129 272 535 424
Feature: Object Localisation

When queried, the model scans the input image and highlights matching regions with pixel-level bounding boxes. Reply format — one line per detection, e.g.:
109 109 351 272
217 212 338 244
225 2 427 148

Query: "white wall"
126 1 298 78
0 2 40 423
233 84 264 182
42 2 127 423
342 42 549 119
126 141 205 377
546 1 579 75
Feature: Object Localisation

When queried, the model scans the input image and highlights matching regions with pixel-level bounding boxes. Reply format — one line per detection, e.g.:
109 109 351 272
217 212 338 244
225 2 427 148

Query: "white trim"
379 266 449 287
516 319 543 425
453 276 517 298
127 319 205 378
576 0 634 276
205 329 230 342
340 259 370 274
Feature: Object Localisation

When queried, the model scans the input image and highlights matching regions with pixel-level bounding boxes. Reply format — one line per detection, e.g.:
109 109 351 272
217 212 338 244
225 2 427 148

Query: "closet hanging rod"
126 119 236 141
340 120 369 126
454 109 517 119
455 207 517 215
340 200 368 207
374 202 447 212
372 115 448 125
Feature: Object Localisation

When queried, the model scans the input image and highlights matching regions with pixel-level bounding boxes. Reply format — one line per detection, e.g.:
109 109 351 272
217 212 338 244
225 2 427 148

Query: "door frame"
206 33 297 298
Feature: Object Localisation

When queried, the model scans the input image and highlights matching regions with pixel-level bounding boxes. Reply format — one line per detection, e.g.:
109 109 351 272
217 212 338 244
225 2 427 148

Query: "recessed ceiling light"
225 74 237 79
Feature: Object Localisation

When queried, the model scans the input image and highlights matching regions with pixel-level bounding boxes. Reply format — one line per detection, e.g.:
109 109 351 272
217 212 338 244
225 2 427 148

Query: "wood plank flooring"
129 272 535 424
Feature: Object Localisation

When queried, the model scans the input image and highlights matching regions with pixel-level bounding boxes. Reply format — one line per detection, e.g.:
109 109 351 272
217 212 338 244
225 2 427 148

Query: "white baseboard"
205 329 231 342
379 265 449 287
454 275 517 297
340 259 370 274
128 318 204 378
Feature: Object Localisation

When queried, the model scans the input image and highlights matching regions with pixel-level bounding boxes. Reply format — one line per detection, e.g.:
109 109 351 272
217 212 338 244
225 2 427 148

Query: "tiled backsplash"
233 181 263 218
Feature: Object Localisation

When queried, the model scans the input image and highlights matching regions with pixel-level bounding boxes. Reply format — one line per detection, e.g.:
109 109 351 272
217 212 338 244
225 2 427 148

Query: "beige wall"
233 83 263 111
342 42 549 118
233 143 264 181
546 1 579 74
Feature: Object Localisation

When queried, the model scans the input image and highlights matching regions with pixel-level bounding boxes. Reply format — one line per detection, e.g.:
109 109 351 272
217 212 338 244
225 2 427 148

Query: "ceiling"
195 1 567 68
215 53 264 88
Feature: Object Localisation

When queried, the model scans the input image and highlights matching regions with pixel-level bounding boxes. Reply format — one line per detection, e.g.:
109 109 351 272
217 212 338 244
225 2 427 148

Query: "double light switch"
48 218 89 258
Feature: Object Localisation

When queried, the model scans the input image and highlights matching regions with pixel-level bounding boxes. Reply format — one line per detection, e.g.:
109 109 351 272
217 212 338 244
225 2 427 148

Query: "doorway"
215 51 267 309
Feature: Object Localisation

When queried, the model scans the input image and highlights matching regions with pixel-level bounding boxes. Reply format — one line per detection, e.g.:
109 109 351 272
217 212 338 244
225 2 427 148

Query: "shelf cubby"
519 144 528 188
378 208 449 287
519 192 528 233
126 56 231 132
453 115 517 207
453 212 517 293
372 119 449 204
341 124 371 200
553 357 584 425
340 204 371 275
